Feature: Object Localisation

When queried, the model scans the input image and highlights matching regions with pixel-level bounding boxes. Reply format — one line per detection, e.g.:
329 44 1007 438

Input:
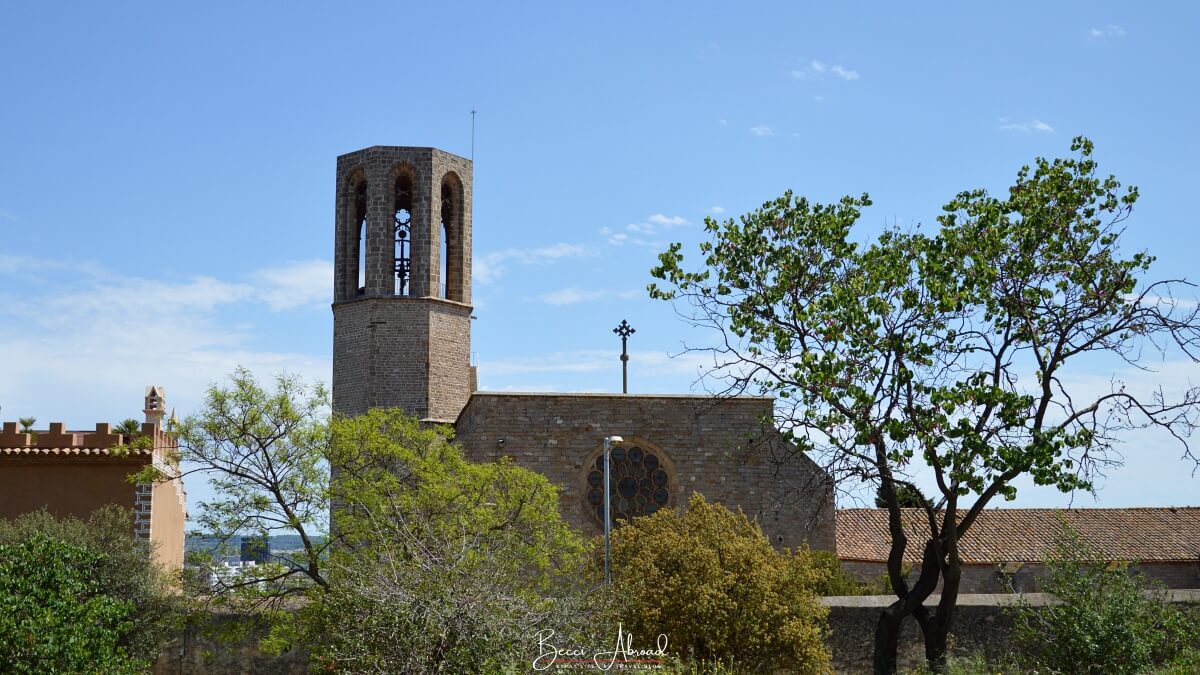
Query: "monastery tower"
331 147 475 422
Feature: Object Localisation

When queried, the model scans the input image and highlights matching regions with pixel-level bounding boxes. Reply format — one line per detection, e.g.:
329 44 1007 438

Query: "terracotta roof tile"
837 508 1200 564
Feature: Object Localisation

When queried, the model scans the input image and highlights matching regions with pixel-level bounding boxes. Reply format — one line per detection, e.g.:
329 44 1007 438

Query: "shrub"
810 549 887 596
0 506 185 669
1009 523 1198 674
273 409 598 673
607 493 831 673
0 534 147 674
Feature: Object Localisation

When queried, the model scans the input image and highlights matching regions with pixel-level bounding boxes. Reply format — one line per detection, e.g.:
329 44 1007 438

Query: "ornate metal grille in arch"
394 209 411 294
586 445 671 524
394 173 413 296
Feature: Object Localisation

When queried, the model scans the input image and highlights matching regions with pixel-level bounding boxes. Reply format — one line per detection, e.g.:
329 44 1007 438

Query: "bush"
607 493 831 673
1009 523 1198 674
273 409 598 673
0 534 147 674
810 549 887 596
0 506 185 671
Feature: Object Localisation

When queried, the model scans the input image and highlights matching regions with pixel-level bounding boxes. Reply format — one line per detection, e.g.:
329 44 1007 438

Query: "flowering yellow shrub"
608 493 832 674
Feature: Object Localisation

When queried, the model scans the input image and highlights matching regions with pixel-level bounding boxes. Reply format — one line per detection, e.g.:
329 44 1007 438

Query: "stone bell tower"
332 146 474 422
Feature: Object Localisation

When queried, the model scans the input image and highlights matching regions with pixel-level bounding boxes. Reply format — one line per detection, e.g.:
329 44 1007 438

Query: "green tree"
874 483 931 509
272 408 595 673
1010 523 1197 674
114 418 142 439
0 533 147 674
0 506 185 667
17 416 36 443
138 367 333 605
608 493 831 673
649 138 1200 673
161 368 599 671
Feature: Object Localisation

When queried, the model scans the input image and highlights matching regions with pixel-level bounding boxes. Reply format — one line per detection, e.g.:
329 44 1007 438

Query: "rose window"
585 444 672 524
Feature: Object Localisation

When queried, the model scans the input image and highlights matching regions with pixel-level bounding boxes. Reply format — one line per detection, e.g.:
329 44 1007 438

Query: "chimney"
144 385 167 429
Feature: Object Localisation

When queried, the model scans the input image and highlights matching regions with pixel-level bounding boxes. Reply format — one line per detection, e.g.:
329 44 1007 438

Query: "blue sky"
2 2 1198 514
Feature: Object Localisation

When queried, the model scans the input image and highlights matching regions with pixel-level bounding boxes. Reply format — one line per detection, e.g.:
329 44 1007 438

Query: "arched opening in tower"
440 174 464 302
353 177 367 297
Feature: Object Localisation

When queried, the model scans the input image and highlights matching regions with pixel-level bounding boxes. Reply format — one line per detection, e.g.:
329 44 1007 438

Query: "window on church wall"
394 172 413 296
583 443 674 525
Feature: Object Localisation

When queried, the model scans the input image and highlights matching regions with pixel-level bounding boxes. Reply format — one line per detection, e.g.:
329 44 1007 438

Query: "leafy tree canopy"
0 507 185 669
0 533 146 674
138 367 333 605
1010 523 1199 674
271 408 596 673
649 137 1200 672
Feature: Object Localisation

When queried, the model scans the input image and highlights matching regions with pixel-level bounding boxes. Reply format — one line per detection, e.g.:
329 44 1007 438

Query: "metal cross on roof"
613 319 636 339
613 319 636 393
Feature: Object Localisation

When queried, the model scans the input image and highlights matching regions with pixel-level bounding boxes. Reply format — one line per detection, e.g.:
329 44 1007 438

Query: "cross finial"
613 319 635 393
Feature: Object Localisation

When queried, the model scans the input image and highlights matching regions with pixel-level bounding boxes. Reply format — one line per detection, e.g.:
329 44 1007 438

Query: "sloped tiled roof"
837 507 1200 564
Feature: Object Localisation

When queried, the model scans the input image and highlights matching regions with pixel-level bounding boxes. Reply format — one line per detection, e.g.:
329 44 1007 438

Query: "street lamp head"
606 435 624 445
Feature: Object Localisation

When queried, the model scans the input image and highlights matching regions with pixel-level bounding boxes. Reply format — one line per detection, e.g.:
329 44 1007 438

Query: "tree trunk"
873 603 904 674
922 614 950 673
919 545 961 672
873 542 941 674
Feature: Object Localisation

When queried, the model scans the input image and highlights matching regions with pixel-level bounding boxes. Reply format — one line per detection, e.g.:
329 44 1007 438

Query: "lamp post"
603 434 624 585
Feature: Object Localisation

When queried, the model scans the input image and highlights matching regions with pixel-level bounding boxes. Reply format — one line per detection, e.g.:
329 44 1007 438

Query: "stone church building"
330 145 834 550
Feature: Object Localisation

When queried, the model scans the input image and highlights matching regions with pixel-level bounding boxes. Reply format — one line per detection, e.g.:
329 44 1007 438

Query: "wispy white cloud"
537 288 641 305
830 64 859 81
749 125 774 137
647 214 687 227
601 227 661 249
252 260 332 311
474 243 593 283
1089 24 1126 38
0 254 100 277
8 259 332 319
602 213 690 249
792 59 860 81
999 118 1054 134
718 118 728 127
709 206 725 215
0 255 331 429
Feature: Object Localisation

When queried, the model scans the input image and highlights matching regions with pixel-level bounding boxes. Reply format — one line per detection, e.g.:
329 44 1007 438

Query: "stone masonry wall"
157 592 1200 673
822 591 1200 673
454 392 835 550
332 297 471 420
843 559 1200 592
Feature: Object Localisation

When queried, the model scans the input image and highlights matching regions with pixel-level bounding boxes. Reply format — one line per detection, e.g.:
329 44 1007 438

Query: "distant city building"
239 535 270 564
0 387 187 572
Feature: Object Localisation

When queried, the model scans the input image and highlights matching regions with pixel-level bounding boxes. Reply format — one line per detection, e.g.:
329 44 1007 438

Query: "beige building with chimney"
0 386 187 572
